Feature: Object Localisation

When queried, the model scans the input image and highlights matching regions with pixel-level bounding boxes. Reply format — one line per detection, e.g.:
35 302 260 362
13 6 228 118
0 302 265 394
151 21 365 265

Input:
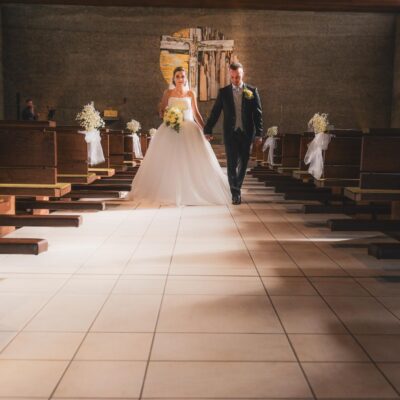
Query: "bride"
127 66 231 206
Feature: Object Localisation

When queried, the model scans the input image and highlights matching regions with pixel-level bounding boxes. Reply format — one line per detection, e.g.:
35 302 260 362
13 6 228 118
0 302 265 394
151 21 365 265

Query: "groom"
204 62 264 205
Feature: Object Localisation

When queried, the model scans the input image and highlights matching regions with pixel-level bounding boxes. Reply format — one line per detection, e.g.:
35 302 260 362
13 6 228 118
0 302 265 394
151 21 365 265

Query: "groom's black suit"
204 83 264 198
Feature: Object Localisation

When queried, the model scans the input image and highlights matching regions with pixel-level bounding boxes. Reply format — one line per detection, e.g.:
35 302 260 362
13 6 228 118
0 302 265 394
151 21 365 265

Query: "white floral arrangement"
76 102 105 131
149 128 157 137
308 113 329 134
267 126 278 137
163 106 183 133
127 119 141 134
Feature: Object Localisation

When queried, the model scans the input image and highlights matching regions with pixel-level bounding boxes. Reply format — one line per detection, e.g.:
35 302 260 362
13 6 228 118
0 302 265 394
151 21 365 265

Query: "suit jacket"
204 83 263 140
21 107 38 121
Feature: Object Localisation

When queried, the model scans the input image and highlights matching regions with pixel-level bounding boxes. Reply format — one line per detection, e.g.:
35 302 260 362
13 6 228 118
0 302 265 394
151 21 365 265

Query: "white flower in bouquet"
163 106 183 133
308 113 329 134
149 128 157 137
127 119 141 134
76 101 105 131
267 126 278 137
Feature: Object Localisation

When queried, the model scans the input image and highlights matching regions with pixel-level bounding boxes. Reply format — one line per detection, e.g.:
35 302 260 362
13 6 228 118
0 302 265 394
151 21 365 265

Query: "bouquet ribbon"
80 129 105 166
304 132 332 179
262 136 277 165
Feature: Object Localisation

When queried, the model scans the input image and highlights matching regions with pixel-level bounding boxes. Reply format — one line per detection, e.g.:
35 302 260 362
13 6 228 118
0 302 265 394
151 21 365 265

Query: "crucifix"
160 28 235 101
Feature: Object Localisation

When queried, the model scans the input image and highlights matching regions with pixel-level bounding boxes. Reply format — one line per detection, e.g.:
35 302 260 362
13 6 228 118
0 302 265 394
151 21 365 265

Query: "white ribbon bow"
304 132 332 179
127 133 143 159
262 136 277 165
80 129 105 166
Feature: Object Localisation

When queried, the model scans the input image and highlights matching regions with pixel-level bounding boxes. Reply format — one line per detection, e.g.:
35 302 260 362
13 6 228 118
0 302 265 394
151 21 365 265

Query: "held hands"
205 134 214 142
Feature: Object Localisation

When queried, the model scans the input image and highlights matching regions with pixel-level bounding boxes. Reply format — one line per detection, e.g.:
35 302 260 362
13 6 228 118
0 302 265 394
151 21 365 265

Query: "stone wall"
0 6 4 119
391 15 400 127
2 4 396 133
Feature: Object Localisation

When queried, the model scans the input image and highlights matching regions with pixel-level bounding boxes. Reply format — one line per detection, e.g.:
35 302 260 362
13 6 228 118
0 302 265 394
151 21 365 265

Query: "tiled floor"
1 175 400 399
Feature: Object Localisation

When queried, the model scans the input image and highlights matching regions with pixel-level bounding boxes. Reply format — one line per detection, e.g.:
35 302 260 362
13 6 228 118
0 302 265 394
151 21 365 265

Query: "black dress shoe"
232 195 241 205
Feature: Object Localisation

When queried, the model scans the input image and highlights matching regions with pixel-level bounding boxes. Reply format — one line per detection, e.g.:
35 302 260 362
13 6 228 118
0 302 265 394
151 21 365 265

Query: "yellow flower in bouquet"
163 106 183 133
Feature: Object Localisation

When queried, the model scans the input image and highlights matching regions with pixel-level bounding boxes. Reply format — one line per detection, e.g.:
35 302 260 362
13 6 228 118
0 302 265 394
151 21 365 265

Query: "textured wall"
0 6 4 119
391 15 400 127
2 4 396 133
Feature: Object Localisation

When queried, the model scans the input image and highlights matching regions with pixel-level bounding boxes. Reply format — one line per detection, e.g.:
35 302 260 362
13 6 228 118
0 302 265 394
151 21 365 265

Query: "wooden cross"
160 28 234 101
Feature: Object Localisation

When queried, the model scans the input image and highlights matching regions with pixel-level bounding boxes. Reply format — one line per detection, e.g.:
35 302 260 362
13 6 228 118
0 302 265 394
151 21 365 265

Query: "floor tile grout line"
270 200 400 322
46 202 159 400
250 199 400 397
227 201 318 400
351 280 400 323
2 357 400 364
0 204 143 359
259 202 351 277
138 206 184 400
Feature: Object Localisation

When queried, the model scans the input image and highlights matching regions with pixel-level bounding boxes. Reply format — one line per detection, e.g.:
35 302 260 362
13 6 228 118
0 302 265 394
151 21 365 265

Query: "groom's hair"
229 62 243 71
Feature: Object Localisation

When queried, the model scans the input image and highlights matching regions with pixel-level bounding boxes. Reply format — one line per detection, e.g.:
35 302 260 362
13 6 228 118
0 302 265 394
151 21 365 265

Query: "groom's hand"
205 135 214 142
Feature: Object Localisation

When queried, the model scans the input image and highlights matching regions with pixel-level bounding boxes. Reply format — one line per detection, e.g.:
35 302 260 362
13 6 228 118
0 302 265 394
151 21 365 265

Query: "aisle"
0 175 400 399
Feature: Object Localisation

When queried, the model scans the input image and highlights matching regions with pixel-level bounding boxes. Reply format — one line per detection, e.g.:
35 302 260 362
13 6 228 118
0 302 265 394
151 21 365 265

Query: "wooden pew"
52 127 131 198
0 129 80 254
313 130 363 189
0 125 109 210
0 120 56 128
328 131 400 245
107 129 137 180
262 135 282 167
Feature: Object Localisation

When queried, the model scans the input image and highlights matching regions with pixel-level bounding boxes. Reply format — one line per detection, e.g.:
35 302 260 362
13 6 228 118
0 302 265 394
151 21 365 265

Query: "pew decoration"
304 113 331 179
76 102 105 166
127 119 143 159
149 128 157 138
262 126 278 165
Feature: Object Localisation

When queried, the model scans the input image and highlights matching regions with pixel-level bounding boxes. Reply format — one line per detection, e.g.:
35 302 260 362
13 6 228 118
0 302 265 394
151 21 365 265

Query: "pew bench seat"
0 238 48 255
0 214 82 227
58 173 98 184
0 183 71 197
292 170 312 180
344 187 400 202
315 178 359 188
88 168 115 177
277 166 298 174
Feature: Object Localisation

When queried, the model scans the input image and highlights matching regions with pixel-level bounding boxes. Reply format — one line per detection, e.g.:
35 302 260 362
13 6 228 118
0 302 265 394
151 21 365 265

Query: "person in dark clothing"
21 99 38 121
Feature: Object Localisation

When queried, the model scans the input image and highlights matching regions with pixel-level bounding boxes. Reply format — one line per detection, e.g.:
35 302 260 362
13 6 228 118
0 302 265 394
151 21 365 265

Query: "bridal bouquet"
267 126 278 137
308 113 329 134
127 119 141 134
163 106 183 133
76 101 105 131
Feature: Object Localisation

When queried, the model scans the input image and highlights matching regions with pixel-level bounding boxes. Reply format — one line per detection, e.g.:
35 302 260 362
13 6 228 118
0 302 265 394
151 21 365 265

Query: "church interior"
0 0 400 398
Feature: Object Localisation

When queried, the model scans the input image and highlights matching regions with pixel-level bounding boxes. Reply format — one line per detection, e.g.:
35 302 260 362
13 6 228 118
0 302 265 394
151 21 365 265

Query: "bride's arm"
158 90 170 118
189 90 205 129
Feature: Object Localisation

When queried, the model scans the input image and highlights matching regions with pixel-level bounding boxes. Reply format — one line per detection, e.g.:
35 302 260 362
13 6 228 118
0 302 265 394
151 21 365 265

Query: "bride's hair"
172 66 187 86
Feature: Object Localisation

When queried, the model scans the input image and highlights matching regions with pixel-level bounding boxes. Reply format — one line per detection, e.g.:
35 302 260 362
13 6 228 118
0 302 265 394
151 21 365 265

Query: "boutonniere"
243 87 254 100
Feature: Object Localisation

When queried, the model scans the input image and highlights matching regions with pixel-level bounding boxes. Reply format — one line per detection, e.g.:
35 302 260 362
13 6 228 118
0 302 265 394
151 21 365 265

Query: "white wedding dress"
127 96 231 206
